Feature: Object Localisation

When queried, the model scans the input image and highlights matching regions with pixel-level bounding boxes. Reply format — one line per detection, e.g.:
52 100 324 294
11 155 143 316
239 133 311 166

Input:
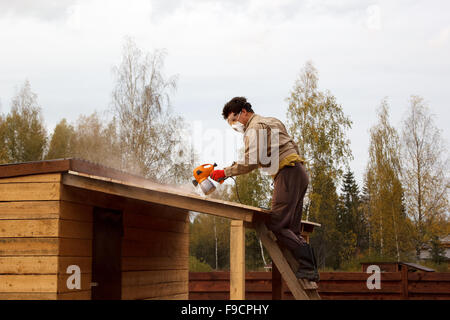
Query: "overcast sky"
0 0 449 187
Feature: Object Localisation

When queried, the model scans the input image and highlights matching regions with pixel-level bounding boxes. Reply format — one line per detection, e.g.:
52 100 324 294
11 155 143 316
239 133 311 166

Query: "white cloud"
0 0 77 20
429 26 450 47
0 0 449 186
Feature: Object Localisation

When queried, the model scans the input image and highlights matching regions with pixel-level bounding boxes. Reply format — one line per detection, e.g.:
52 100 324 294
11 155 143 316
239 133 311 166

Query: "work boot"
292 243 320 282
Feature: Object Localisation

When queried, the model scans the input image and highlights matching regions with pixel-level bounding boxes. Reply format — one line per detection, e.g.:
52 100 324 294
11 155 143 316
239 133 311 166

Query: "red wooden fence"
189 271 450 300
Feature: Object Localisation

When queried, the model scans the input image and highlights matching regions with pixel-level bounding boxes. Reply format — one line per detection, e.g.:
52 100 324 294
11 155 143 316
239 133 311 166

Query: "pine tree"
339 170 368 252
429 236 446 265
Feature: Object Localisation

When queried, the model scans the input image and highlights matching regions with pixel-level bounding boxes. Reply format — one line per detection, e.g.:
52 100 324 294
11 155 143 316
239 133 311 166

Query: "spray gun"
192 163 227 195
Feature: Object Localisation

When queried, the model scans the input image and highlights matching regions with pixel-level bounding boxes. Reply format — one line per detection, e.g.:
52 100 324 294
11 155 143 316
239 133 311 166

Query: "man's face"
227 111 242 127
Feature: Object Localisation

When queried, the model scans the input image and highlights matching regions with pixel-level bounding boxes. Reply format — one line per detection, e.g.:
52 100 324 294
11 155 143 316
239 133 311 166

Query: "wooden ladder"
254 220 321 300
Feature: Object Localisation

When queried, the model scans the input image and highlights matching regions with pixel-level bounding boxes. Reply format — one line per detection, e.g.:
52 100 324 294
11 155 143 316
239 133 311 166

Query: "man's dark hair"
222 97 254 120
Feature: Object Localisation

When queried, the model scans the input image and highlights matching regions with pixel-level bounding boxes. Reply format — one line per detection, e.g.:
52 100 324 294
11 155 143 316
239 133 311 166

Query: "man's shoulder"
250 114 284 128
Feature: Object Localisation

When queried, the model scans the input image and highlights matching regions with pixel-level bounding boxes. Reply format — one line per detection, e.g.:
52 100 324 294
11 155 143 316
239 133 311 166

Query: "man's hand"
210 169 226 182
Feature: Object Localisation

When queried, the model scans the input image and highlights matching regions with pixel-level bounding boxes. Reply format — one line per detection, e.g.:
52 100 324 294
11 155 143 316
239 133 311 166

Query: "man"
210 97 319 282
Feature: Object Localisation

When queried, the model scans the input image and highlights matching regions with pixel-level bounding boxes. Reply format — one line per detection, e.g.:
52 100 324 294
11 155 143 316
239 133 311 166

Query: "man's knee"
265 217 283 234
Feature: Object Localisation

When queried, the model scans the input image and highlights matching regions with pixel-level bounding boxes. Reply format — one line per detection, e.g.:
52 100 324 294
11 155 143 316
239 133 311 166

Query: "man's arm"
223 125 262 177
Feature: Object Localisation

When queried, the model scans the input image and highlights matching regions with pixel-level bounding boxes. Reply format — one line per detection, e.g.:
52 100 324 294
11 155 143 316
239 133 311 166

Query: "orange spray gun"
192 163 226 195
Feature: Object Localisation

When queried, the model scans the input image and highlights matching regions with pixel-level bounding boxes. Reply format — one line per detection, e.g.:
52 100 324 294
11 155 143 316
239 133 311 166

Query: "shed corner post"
230 219 245 300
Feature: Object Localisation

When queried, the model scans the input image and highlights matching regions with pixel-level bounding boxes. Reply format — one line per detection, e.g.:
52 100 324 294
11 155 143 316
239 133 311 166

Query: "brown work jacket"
224 113 301 177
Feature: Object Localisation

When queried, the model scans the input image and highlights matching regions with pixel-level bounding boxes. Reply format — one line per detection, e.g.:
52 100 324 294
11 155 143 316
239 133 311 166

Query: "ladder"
254 220 321 300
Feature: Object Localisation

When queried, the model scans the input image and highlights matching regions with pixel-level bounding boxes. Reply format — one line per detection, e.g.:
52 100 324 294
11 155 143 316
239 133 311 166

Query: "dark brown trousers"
266 161 309 251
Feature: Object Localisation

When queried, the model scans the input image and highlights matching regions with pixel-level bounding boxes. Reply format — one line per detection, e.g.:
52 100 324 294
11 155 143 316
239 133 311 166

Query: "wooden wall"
120 201 189 300
0 173 62 299
60 181 190 300
0 173 190 300
189 271 450 300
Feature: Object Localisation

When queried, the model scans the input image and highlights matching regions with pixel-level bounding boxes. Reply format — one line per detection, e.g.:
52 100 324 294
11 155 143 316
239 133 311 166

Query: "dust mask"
231 112 245 133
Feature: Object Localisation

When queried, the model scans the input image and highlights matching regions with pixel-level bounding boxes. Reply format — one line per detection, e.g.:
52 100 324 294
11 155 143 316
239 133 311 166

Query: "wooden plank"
60 201 93 222
0 159 70 179
318 281 402 293
0 275 57 292
254 221 310 300
122 280 189 300
59 238 92 257
320 272 402 281
0 256 58 274
272 263 283 300
122 269 188 287
0 201 60 220
58 257 92 274
123 212 189 234
146 293 188 300
278 245 319 290
408 272 450 281
122 239 189 258
189 292 229 300
189 281 276 292
230 220 245 300
189 281 229 292
0 238 58 256
124 200 190 222
122 256 188 271
0 219 59 237
276 243 320 300
57 273 92 293
62 187 190 223
0 183 60 201
0 292 57 300
0 173 61 183
59 220 92 239
401 265 408 299
408 281 450 294
62 174 255 222
57 290 91 300
311 293 402 300
189 271 273 281
123 227 188 243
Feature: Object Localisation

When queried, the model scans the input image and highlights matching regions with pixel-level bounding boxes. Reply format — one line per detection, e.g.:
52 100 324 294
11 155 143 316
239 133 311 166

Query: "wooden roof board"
0 159 321 228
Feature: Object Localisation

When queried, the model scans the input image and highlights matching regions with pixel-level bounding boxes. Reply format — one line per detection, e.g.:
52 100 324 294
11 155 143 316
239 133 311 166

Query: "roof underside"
0 159 321 229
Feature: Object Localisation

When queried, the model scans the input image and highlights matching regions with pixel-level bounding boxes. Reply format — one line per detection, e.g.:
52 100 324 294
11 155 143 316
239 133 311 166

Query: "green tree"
189 213 230 270
338 170 368 253
46 118 75 159
365 99 413 261
228 170 273 270
189 255 213 272
286 61 353 269
0 113 7 163
1 80 47 163
429 236 447 265
308 165 342 268
286 61 353 182
69 112 122 168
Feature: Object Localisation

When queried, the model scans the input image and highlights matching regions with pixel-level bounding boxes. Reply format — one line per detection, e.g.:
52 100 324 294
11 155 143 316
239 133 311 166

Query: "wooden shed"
0 159 319 300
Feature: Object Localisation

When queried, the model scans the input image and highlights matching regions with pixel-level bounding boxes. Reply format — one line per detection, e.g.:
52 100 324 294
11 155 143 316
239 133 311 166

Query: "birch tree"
286 61 353 268
401 96 450 257
365 99 413 260
111 36 194 183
